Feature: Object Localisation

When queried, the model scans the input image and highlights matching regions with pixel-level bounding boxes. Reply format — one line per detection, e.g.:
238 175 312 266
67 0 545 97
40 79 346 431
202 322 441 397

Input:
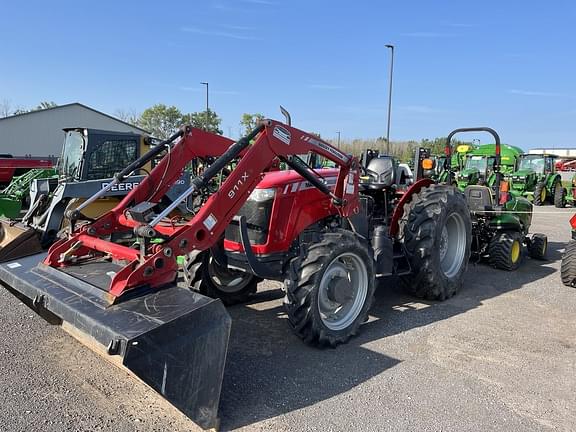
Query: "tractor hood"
256 168 339 189
458 167 480 180
511 168 535 178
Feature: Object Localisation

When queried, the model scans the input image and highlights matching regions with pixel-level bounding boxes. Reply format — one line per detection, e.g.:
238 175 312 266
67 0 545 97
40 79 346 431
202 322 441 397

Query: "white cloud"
507 89 564 97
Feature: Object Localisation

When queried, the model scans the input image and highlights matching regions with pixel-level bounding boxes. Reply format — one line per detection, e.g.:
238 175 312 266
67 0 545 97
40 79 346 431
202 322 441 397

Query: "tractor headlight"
248 188 276 202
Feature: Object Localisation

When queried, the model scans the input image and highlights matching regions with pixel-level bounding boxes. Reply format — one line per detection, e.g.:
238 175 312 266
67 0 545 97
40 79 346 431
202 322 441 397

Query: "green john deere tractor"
456 143 523 191
509 153 563 206
429 143 477 184
447 127 547 270
0 168 57 218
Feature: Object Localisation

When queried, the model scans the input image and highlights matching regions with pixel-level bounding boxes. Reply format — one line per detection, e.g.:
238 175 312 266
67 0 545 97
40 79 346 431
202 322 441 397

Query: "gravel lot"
1 206 575 432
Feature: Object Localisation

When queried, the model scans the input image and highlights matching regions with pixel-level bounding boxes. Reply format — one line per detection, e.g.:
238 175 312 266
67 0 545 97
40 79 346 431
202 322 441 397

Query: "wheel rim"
511 240 520 263
541 238 548 256
540 188 546 202
317 252 368 331
438 212 467 279
207 256 253 293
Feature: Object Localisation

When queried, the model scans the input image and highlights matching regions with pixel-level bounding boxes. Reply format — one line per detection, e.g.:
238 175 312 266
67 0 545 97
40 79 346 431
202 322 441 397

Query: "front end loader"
0 121 360 429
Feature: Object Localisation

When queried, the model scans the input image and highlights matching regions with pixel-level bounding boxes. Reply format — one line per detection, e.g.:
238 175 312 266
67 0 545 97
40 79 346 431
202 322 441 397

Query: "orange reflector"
570 214 576 230
499 181 509 192
422 158 434 170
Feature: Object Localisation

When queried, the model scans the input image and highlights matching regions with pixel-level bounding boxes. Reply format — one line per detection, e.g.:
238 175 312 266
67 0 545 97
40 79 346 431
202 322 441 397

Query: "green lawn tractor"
509 153 563 206
0 168 57 218
449 127 547 270
456 143 523 192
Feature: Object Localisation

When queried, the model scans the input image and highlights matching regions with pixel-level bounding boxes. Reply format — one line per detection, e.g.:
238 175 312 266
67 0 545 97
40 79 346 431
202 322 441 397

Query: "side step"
0 253 231 430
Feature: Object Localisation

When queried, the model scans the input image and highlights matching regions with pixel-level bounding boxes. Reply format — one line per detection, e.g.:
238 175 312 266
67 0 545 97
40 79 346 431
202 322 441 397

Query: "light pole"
385 44 394 155
336 131 341 149
200 82 209 131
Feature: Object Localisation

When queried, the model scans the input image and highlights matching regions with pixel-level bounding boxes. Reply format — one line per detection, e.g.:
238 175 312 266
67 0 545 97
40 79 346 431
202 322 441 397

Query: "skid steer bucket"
0 253 231 430
0 219 43 262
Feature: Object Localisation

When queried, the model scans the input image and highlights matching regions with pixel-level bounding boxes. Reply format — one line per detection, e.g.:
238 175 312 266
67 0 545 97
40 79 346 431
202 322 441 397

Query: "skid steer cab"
0 127 215 263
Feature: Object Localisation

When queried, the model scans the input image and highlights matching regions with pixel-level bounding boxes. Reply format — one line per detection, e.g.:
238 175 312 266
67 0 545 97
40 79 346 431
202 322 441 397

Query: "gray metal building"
0 103 147 157
529 148 576 157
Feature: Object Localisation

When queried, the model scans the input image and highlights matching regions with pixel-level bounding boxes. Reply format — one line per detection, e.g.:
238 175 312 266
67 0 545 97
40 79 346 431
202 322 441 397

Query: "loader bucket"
0 219 43 262
0 253 231 430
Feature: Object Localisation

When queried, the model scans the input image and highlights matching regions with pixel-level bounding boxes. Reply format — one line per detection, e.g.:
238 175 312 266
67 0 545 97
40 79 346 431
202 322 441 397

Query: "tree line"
0 100 460 161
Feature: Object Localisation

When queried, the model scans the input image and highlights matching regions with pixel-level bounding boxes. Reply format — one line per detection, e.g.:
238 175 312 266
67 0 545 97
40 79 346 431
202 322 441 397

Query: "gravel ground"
1 206 575 432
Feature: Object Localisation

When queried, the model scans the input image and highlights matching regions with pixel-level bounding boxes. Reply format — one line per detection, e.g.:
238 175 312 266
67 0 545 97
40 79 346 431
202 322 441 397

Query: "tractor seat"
464 185 494 213
360 156 396 190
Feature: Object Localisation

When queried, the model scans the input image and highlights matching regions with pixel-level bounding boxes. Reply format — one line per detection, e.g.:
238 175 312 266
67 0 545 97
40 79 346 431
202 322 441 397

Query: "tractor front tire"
283 230 375 347
561 240 576 287
533 182 546 206
488 231 523 270
183 250 258 305
554 183 566 208
528 233 548 260
400 184 472 301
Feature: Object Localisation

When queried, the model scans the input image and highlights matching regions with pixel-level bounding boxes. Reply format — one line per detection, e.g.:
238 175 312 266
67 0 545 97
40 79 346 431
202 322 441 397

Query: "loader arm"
44 120 359 301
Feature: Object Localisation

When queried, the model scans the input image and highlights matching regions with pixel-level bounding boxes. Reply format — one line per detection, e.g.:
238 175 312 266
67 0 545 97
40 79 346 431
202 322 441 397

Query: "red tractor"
0 119 472 428
185 130 472 347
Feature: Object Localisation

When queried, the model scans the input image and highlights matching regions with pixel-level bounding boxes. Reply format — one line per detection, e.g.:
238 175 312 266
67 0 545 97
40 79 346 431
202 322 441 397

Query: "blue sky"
1 0 575 149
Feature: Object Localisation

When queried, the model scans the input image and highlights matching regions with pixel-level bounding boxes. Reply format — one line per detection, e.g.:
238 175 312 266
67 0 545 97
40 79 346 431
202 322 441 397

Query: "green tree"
240 113 265 135
138 104 184 139
182 109 223 135
114 108 140 125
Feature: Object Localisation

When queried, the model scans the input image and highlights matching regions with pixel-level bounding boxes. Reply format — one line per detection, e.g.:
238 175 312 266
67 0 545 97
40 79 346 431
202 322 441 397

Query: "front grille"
225 198 273 245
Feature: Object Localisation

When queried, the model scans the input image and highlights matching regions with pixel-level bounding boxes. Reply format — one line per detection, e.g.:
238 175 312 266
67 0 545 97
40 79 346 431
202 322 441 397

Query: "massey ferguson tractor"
0 119 472 429
184 125 473 346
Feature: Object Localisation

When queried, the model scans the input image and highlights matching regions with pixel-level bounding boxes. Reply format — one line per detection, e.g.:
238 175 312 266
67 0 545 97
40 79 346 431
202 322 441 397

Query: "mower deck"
0 253 231 430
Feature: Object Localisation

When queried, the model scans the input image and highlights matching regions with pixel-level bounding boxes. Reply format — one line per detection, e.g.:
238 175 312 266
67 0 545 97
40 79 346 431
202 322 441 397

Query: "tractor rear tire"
488 231 523 270
533 182 546 206
528 233 548 260
554 183 566 208
399 184 472 301
561 240 576 287
283 229 375 347
183 250 258 305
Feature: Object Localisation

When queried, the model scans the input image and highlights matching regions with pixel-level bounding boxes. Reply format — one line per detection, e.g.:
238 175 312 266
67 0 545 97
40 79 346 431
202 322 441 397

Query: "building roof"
0 102 148 133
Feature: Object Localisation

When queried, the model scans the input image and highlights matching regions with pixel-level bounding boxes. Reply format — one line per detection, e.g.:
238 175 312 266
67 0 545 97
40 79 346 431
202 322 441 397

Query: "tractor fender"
389 178 434 237
488 213 524 233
